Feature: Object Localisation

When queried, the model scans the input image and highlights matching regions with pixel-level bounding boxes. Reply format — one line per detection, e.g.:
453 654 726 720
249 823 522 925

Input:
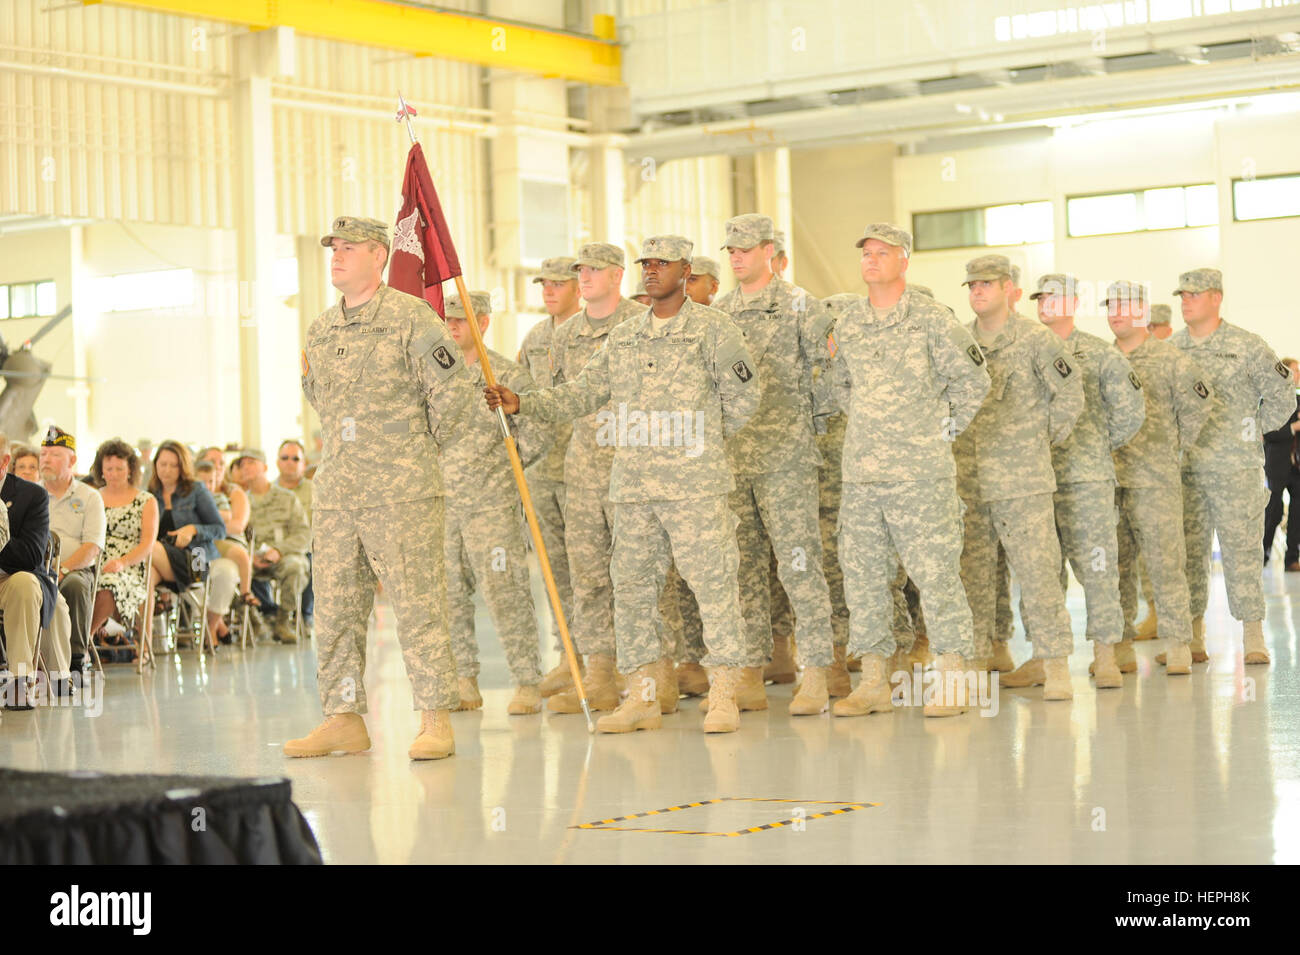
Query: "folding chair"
0 532 62 702
91 546 157 673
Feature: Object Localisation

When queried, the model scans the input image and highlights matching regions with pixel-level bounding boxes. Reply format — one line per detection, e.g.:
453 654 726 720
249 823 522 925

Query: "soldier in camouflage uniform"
686 255 721 306
517 256 580 696
1170 268 1292 667
240 450 312 644
714 213 838 716
487 235 760 734
1131 300 1176 638
440 291 548 714
828 225 990 719
538 243 653 716
1107 280 1212 676
954 254 1084 701
285 215 473 761
1148 302 1174 341
1000 275 1145 689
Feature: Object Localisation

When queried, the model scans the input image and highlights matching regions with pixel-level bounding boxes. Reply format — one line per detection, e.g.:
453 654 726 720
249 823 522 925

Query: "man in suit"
1263 357 1300 569
0 430 58 710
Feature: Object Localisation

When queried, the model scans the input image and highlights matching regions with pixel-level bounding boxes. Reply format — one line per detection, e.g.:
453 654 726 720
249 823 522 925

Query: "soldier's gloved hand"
484 384 520 414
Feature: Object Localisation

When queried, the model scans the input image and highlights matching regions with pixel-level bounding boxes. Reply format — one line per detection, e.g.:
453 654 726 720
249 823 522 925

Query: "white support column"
296 235 327 458
754 146 794 281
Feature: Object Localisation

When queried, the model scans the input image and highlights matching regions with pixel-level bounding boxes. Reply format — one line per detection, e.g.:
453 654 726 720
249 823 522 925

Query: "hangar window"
1 280 57 320
912 201 1052 251
1066 184 1217 236
1233 173 1300 221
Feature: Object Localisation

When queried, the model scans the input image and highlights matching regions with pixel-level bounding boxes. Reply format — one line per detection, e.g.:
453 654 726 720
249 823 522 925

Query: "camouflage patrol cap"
1172 267 1223 295
1100 280 1149 306
235 448 267 466
320 215 390 250
908 284 934 298
823 292 863 317
1028 273 1079 300
855 223 913 256
963 254 1013 285
444 290 493 318
533 256 578 283
772 230 787 255
690 256 722 280
572 242 624 270
1149 303 1173 325
721 214 775 251
636 235 694 263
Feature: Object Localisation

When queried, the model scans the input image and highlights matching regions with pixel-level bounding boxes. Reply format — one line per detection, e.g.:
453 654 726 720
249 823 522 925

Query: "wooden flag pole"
397 93 594 732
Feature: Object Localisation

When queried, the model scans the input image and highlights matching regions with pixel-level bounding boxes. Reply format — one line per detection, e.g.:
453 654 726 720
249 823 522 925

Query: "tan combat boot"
549 653 618 713
1114 638 1137 673
658 657 680 715
764 632 796 684
702 667 741 733
1134 602 1158 641
1190 616 1209 663
284 713 370 757
832 653 893 717
1164 642 1192 675
539 657 581 697
1042 657 1073 701
923 652 970 718
409 709 455 760
456 677 483 711
1091 643 1123 688
698 665 767 711
1243 619 1270 665
274 612 298 645
507 684 543 715
595 664 662 734
990 640 1015 672
789 667 829 715
827 644 852 697
675 661 709 697
907 635 932 668
1000 658 1046 688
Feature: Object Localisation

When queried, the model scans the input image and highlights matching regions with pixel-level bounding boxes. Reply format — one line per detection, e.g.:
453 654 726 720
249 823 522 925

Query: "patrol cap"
444 290 493 318
1028 273 1079 300
572 243 624 270
855 223 912 256
320 215 390 251
532 257 578 283
772 230 787 256
963 254 1014 285
721 214 775 251
823 292 863 317
42 425 75 452
1100 280 1149 306
1149 303 1173 325
636 235 694 264
235 448 267 466
908 284 934 298
690 256 722 281
1172 267 1223 296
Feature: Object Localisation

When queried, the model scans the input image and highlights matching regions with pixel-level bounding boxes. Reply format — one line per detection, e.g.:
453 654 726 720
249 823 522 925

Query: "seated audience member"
147 440 238 644
89 440 159 660
275 439 315 629
234 449 310 644
40 427 105 672
0 431 59 709
196 460 259 628
11 445 39 483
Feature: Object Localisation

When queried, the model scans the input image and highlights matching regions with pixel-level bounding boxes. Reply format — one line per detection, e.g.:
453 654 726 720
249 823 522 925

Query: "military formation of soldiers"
284 212 1291 761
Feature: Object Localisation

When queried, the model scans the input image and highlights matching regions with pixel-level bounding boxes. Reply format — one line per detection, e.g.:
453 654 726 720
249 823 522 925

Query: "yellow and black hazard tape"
572 797 879 837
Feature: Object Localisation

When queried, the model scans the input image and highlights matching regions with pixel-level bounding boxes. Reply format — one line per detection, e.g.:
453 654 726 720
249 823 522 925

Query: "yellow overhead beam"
87 0 622 86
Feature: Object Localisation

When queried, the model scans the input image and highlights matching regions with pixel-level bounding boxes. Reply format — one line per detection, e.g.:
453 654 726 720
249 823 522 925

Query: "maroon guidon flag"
388 142 462 317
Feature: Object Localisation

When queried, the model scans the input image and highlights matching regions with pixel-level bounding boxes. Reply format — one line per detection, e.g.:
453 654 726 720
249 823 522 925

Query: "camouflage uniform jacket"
302 284 473 509
248 484 312 557
953 313 1084 501
1050 327 1146 485
1172 320 1296 474
517 297 760 503
828 287 990 484
517 314 575 483
1113 336 1213 489
276 477 314 527
713 276 832 474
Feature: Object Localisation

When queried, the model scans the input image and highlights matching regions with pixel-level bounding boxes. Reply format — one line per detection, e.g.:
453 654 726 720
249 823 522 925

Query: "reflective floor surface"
3 559 1298 864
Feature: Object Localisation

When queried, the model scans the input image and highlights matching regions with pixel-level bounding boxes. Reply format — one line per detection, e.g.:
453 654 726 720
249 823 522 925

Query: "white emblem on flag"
393 209 424 262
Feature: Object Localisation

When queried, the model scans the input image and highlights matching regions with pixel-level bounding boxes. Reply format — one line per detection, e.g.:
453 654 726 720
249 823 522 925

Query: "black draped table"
0 768 322 864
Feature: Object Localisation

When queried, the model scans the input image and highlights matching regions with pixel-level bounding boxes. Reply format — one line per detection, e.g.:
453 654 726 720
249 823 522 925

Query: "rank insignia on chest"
432 346 457 369
1053 357 1073 378
733 360 753 382
967 344 985 366
1128 371 1142 391
336 346 346 357
1194 380 1210 399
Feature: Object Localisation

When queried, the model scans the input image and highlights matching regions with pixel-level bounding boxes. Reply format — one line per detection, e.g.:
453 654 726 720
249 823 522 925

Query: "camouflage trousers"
890 566 917 650
445 503 544 687
840 479 974 659
659 563 700 662
314 501 457 714
816 418 850 647
729 469 834 668
564 481 617 657
253 553 310 614
1116 485 1193 645
528 474 572 654
961 492 1073 660
612 495 745 673
1182 469 1269 622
